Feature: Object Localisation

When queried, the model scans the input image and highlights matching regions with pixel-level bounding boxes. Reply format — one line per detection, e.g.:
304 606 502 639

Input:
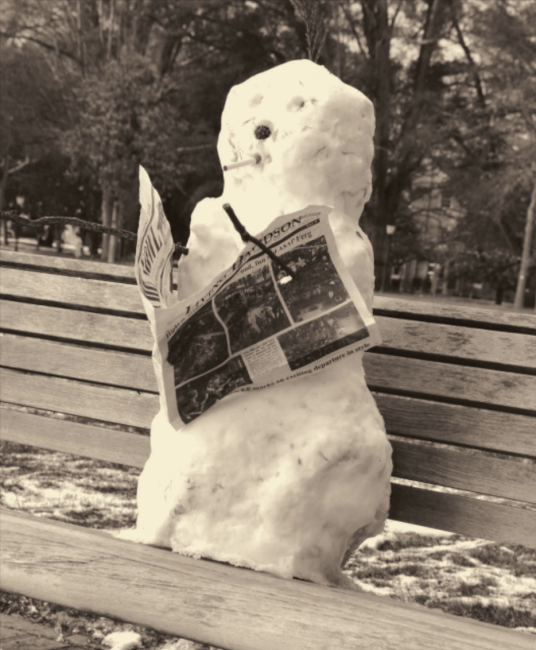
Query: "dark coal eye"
255 124 271 140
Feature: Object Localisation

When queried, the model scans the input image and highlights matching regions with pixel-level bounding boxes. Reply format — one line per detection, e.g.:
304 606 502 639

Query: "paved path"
0 613 99 649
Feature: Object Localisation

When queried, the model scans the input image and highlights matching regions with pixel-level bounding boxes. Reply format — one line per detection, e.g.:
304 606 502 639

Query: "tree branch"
338 1 367 58
450 5 486 108
8 157 32 175
0 32 80 65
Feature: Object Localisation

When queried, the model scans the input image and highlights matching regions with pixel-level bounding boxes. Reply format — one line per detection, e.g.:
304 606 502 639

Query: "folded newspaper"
136 166 381 428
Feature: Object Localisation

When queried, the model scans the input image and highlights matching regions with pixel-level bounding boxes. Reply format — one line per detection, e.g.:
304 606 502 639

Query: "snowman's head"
218 60 375 232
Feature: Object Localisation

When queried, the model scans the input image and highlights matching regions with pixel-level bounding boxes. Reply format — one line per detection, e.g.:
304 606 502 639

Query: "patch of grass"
434 600 536 629
375 533 442 552
356 563 435 581
449 553 477 567
469 544 536 577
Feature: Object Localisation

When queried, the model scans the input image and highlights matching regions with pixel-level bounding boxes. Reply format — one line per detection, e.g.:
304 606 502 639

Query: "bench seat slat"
0 300 152 350
365 354 536 413
0 267 145 314
1 508 533 650
1 408 533 547
1 334 155 392
0 368 159 429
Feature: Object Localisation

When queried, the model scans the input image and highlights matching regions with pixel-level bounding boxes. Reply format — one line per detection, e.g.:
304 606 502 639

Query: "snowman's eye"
255 124 272 140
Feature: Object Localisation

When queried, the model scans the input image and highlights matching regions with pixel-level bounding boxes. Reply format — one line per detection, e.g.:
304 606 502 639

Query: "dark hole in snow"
255 124 272 140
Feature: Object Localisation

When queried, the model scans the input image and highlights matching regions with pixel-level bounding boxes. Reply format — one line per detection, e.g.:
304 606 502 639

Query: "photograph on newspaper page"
142 203 381 428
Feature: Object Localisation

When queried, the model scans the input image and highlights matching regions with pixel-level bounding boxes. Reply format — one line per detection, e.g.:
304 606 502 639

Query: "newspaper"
136 166 175 310
136 166 381 427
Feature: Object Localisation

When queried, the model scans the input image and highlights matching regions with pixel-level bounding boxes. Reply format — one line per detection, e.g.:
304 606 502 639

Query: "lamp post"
381 223 396 292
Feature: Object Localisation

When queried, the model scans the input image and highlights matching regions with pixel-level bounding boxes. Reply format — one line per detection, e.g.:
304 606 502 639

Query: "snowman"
134 60 392 589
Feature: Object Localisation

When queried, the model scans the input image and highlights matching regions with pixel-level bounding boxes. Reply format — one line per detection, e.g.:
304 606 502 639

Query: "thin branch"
450 6 486 108
339 0 367 58
0 32 80 65
7 158 32 175
0 211 189 255
222 204 297 279
389 0 404 31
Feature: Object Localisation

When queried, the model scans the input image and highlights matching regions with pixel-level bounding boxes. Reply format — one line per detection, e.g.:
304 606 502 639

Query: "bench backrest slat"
1 407 149 468
0 266 144 314
0 299 152 349
2 334 155 391
1 367 158 429
376 393 536 456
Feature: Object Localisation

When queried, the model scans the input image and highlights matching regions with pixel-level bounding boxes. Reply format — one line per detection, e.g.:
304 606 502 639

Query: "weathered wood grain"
391 438 536 503
374 393 536 457
3 311 535 413
390 483 536 549
1 409 533 548
0 368 159 428
0 407 150 468
0 249 136 280
0 300 153 350
2 509 534 650
0 267 145 313
2 374 532 505
365 354 536 412
376 316 536 369
1 334 156 391
374 295 536 332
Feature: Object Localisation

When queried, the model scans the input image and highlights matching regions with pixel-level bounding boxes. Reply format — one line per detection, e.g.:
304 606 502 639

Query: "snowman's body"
135 60 392 588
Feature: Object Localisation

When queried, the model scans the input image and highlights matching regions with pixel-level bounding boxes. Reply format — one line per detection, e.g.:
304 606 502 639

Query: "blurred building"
391 159 464 294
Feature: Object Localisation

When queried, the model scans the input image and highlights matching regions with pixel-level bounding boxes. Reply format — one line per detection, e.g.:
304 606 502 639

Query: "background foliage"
0 0 534 294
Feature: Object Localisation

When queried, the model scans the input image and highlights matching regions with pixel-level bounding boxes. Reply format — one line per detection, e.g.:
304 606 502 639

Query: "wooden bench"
1 248 535 650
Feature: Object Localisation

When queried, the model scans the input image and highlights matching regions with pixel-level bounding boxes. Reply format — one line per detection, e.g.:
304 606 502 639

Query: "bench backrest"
1 247 535 549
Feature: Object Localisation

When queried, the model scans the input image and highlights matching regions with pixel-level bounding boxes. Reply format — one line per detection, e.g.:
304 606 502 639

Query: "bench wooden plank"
391 439 536 503
0 407 150 468
374 295 536 333
1 509 533 650
0 300 152 350
0 250 137 280
376 316 536 369
390 484 536 549
0 368 159 428
1 394 531 509
2 408 533 546
365 354 536 412
6 335 535 456
3 318 534 416
375 394 536 457
1 334 155 392
0 267 145 314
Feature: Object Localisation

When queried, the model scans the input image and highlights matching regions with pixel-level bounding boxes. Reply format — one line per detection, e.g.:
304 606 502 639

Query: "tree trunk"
360 0 391 286
514 175 536 309
107 200 119 264
100 188 113 261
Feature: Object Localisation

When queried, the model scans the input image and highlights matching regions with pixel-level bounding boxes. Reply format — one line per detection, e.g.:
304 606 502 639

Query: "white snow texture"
135 60 393 588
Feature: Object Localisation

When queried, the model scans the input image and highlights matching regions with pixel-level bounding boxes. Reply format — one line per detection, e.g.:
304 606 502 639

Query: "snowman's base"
133 362 392 587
